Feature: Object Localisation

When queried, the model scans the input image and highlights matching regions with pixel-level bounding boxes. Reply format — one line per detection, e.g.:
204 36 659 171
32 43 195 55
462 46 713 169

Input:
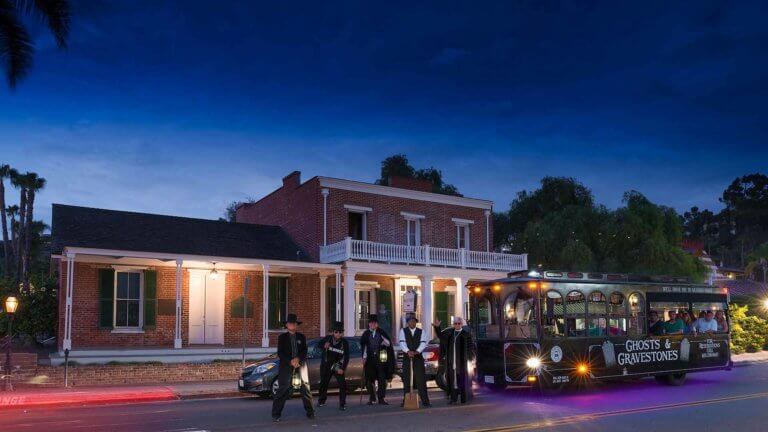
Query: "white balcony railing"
320 237 528 272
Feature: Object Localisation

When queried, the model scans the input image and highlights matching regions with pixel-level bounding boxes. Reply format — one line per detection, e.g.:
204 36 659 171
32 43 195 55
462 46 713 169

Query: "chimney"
388 175 433 193
282 171 301 189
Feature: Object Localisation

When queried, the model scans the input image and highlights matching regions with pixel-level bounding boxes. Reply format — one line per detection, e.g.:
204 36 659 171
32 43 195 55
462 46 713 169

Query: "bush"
730 304 768 354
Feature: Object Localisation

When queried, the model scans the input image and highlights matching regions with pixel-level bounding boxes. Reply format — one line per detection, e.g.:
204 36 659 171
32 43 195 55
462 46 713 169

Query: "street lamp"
4 295 19 391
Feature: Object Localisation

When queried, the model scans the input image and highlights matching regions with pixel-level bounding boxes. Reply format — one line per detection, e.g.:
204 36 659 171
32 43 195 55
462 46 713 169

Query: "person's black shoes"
367 400 376 405
379 400 389 405
318 401 326 407
307 412 316 420
272 417 280 422
423 402 432 408
340 405 346 411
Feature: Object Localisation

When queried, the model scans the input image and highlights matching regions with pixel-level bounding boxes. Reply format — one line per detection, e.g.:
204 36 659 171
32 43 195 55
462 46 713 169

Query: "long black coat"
360 328 395 379
434 326 475 373
277 331 308 374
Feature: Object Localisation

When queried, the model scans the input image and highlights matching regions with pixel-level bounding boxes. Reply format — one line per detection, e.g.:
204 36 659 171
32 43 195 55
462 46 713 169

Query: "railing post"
425 245 431 266
522 253 529 270
460 248 466 269
345 236 352 260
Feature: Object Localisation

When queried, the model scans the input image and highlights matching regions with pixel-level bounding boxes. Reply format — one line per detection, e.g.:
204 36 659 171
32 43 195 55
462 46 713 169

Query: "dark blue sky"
2 1 767 224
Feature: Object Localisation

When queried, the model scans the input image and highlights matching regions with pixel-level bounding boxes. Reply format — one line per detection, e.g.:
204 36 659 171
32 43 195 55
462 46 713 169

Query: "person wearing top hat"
318 321 350 410
360 314 395 405
271 314 315 422
433 317 475 404
399 313 431 407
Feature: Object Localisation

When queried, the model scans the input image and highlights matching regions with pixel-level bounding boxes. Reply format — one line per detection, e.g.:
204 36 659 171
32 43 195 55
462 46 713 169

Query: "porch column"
319 274 328 335
420 273 434 340
262 264 270 347
343 269 356 337
62 252 75 351
335 269 342 321
484 210 491 252
453 277 466 322
174 259 183 349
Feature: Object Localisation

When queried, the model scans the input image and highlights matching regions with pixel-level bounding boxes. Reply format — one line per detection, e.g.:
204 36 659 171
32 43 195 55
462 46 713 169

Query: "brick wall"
236 172 494 262
60 263 322 350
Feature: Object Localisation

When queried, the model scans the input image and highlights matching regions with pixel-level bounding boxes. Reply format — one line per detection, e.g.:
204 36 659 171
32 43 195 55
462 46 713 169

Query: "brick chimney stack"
388 175 433 193
282 171 301 189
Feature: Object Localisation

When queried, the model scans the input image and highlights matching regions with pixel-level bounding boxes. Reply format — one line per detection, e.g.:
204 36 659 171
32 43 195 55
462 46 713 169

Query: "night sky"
1 1 767 224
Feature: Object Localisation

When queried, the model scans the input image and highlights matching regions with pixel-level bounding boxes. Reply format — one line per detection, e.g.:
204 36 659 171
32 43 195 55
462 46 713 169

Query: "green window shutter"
98 268 115 329
143 270 157 329
434 291 449 328
268 277 288 330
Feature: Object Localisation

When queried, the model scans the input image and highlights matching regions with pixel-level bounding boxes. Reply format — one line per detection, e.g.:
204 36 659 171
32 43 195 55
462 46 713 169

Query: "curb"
733 359 768 368
0 392 179 411
178 391 250 400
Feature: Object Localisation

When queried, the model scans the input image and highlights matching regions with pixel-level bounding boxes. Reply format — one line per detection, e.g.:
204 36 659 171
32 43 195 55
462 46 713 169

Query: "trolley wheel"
655 373 686 386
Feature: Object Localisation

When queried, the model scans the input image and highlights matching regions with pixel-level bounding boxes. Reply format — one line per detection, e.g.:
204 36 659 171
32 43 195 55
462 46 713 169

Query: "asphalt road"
3 363 768 432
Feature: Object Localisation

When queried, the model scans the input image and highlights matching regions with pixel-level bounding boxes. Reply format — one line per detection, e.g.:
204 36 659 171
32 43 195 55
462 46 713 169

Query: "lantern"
291 370 302 389
5 296 19 314
378 348 388 363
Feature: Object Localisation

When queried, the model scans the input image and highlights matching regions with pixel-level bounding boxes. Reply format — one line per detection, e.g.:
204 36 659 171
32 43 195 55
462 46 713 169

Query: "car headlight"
525 357 541 369
255 362 277 374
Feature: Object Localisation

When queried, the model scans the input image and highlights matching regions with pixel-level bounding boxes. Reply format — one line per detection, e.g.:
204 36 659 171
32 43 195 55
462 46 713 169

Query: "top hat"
284 313 302 325
367 314 379 323
331 321 344 332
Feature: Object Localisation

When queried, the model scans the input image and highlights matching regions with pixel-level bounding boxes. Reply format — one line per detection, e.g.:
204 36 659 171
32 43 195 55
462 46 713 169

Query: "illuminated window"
543 290 565 338
628 292 645 337
608 292 628 336
565 290 586 337
587 291 607 337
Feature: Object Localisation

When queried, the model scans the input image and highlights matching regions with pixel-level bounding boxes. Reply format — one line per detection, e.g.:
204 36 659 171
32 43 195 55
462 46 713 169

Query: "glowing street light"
4 296 19 391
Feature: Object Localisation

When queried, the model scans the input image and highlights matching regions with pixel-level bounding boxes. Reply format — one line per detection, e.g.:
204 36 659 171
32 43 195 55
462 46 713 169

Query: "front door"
189 271 225 345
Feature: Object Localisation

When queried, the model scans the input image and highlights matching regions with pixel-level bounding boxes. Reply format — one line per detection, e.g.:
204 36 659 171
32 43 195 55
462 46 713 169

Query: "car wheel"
435 371 448 391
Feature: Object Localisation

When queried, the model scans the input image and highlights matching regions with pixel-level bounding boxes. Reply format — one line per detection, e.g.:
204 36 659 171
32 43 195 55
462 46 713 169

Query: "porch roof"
51 204 310 262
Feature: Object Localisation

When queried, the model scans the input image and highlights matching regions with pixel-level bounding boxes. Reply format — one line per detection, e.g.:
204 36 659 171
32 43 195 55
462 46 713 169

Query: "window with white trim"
406 218 421 246
115 271 142 328
456 224 470 249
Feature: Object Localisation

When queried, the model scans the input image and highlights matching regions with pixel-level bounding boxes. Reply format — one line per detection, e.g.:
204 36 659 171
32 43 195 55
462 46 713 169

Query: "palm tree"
10 170 28 284
21 172 44 291
6 204 18 273
0 0 70 88
0 164 15 278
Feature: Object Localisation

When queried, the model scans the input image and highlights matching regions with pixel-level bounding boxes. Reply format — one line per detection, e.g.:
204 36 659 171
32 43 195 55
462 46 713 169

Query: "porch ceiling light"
210 262 219 280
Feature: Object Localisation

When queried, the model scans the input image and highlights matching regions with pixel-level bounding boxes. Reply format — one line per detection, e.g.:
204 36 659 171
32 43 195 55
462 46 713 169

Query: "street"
2 363 767 432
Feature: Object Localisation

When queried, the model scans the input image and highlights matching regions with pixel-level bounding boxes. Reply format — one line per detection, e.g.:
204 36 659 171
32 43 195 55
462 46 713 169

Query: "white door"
188 271 225 345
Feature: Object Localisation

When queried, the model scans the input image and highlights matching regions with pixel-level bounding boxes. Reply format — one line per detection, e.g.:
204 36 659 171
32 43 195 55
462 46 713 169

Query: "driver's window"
503 293 537 339
478 297 499 339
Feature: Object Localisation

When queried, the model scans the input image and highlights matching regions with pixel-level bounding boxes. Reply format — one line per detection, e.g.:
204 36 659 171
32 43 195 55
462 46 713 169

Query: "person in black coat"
360 314 395 405
318 321 350 410
433 317 475 404
271 314 315 422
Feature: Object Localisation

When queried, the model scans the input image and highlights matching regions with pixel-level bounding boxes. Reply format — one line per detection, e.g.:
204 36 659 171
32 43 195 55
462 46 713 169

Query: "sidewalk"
4 353 767 411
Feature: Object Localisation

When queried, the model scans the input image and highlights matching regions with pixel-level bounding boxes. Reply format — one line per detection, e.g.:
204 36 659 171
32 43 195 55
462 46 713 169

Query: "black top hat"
284 313 302 325
367 314 378 323
405 313 419 323
331 321 344 332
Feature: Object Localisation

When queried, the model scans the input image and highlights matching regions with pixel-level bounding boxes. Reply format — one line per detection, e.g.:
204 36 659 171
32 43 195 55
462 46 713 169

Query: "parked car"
239 337 365 398
395 340 446 390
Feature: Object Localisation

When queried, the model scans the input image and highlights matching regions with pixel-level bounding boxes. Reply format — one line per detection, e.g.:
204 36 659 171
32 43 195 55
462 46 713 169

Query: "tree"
221 198 256 222
0 164 14 278
745 242 768 282
21 172 44 292
0 0 70 88
10 170 26 283
374 154 462 196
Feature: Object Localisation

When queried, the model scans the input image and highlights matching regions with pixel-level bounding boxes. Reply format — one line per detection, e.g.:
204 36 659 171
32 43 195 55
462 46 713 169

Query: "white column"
484 210 491 252
453 277 466 322
420 273 434 340
319 274 328 335
335 269 342 321
62 252 75 351
322 188 329 246
174 259 183 349
262 264 270 347
343 269 356 337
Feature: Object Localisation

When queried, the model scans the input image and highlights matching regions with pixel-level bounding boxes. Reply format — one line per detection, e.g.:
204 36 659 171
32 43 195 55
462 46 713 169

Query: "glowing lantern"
291 371 302 389
378 349 388 363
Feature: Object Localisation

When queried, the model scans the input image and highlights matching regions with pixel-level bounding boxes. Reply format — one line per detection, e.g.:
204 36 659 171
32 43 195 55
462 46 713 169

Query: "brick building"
51 172 527 364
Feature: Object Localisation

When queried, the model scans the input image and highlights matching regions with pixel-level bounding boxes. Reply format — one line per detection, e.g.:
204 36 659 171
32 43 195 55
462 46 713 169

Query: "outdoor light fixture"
492 284 502 292
473 286 482 294
525 357 541 369
210 263 219 280
4 296 18 314
527 375 537 383
379 348 388 363
291 370 302 389
763 298 768 310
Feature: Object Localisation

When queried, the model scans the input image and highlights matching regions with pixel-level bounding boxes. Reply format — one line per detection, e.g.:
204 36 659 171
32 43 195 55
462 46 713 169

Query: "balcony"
320 237 528 272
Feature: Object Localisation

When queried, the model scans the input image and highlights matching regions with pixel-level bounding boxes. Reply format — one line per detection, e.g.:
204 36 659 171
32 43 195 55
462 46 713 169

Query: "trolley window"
608 292 628 336
588 291 607 337
565 290 587 337
628 292 645 337
543 290 565 338
503 292 537 339
477 296 500 339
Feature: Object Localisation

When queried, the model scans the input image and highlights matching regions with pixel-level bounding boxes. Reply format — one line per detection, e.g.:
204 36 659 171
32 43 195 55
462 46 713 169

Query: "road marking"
464 391 768 432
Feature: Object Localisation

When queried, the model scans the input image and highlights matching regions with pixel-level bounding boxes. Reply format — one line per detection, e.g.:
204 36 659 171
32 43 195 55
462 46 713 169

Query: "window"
503 292 537 339
628 292 645 337
115 271 142 328
268 277 288 330
587 291 607 337
608 292 627 336
565 291 586 336
348 211 366 240
356 290 371 331
476 296 499 339
456 224 470 249
543 290 565 338
406 218 421 246
326 285 343 327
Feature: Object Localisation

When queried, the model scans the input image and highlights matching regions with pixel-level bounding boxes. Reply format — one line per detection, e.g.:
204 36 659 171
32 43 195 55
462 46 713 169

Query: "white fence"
320 237 527 272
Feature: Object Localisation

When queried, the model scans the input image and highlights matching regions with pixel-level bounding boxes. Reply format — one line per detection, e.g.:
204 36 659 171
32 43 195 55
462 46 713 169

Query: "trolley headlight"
525 357 542 369
576 362 589 375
